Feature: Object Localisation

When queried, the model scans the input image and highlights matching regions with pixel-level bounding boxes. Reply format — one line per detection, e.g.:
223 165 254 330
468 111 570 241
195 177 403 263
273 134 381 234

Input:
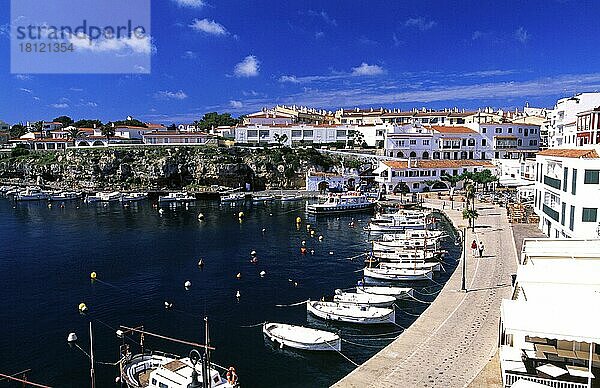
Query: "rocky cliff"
0 146 338 191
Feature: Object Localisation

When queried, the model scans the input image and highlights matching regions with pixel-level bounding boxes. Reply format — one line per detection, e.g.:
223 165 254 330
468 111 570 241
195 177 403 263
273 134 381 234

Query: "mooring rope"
343 330 403 338
413 288 442 297
342 338 393 348
326 342 359 367
342 252 368 261
400 309 422 317
408 294 433 304
239 322 264 328
275 300 308 307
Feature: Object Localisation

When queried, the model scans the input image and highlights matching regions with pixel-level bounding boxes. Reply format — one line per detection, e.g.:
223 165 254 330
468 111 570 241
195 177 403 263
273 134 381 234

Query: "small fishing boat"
306 300 395 325
86 192 123 203
355 285 414 300
15 188 49 201
365 217 427 232
379 261 442 272
221 193 245 203
120 352 235 388
370 249 440 262
278 194 303 202
121 192 148 203
158 192 196 203
333 290 396 307
363 267 433 281
373 238 439 252
48 191 81 201
306 192 376 215
379 230 446 241
251 194 275 203
262 322 341 351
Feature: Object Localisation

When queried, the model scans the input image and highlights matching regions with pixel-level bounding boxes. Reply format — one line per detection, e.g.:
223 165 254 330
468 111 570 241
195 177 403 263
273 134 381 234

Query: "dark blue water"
0 198 459 387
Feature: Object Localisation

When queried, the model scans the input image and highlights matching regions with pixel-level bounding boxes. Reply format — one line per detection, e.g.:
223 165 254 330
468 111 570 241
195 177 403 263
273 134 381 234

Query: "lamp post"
459 226 467 292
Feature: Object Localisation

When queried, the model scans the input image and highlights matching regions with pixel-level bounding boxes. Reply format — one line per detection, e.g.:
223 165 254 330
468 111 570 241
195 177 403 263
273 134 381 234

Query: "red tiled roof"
537 149 599 158
383 159 495 169
430 126 477 134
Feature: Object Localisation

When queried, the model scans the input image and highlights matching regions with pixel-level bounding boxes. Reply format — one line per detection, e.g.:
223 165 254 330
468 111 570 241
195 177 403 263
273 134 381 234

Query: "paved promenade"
333 199 518 388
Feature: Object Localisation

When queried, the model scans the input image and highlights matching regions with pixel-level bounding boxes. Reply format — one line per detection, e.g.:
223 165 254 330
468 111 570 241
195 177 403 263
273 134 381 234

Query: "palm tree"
441 173 464 199
100 125 116 145
66 127 84 146
33 121 44 137
273 133 288 147
462 208 479 231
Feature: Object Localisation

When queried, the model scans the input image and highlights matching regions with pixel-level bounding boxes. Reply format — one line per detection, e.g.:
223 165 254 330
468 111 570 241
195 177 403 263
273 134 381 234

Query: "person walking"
478 240 484 258
471 240 478 256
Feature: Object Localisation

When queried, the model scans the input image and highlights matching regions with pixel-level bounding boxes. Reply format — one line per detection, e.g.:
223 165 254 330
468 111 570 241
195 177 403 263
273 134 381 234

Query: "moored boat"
365 217 427 232
262 322 341 351
15 188 49 201
306 300 395 324
355 285 414 300
221 193 245 203
333 290 396 307
379 261 442 272
306 192 376 215
48 191 81 201
363 267 433 281
121 192 148 202
279 194 304 202
158 192 196 203
251 194 275 203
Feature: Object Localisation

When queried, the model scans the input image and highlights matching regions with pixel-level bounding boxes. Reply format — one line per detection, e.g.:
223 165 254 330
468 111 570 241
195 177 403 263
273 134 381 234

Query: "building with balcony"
576 107 600 146
374 159 496 193
142 131 216 145
499 238 600 388
468 122 541 159
547 93 600 148
533 148 600 239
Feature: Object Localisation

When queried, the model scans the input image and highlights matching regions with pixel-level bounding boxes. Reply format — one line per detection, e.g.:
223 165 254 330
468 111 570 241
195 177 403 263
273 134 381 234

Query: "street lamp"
459 225 467 292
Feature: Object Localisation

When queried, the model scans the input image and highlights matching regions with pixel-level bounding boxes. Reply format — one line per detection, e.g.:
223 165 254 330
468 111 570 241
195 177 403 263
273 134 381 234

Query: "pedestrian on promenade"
471 240 478 256
442 201 446 209
478 241 484 258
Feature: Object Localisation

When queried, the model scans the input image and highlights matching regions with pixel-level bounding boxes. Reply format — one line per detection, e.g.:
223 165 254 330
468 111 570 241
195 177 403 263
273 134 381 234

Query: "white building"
546 93 600 148
466 122 540 159
0 120 9 131
533 148 600 239
374 159 496 193
499 238 600 388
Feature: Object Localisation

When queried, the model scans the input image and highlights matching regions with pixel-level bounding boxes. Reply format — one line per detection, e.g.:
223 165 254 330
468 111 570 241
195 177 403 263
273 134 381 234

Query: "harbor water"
0 198 459 387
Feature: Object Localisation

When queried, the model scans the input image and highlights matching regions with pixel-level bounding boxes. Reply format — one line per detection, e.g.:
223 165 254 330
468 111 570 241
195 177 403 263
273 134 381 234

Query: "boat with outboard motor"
363 266 434 281
306 300 395 324
355 285 414 300
262 322 341 351
332 289 396 307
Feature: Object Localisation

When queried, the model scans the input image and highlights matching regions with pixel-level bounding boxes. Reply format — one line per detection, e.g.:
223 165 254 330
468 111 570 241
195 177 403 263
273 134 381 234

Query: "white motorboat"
306 300 395 325
279 194 304 202
371 249 439 262
158 192 196 203
371 209 428 223
366 217 427 232
373 238 439 252
48 191 81 201
262 322 341 351
221 193 245 203
15 188 49 201
120 352 235 388
4 187 21 196
355 285 414 300
306 192 376 215
251 194 275 203
363 267 433 281
86 192 123 203
379 261 442 272
121 192 148 202
379 230 446 241
333 290 396 307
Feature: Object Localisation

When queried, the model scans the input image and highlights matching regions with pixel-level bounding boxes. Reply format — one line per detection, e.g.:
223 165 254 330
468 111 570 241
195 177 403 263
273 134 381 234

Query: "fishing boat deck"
334 198 518 387
138 370 152 387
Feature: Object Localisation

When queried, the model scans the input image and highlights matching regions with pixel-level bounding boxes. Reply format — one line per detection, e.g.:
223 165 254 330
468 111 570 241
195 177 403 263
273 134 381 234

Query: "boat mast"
89 322 96 388
204 316 211 382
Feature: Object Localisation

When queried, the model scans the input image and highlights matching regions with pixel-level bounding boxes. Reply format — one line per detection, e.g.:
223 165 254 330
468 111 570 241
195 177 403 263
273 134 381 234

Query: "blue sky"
2 0 600 124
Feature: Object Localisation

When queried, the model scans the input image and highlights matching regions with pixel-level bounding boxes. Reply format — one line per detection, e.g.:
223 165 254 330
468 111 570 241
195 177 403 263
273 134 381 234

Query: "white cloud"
351 63 385 76
392 33 404 47
463 69 517 77
234 55 260 77
69 33 155 55
14 74 33 81
278 75 300 83
51 103 69 109
182 51 198 59
305 10 337 26
19 88 33 94
190 19 228 36
172 0 205 8
472 31 484 41
154 90 188 100
404 17 437 31
229 100 243 108
514 27 530 43
315 31 325 39
69 87 84 92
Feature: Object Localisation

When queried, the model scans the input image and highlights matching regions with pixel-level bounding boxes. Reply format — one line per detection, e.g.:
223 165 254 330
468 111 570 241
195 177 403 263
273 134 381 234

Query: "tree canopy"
53 116 74 128
193 112 240 131
9 123 27 139
74 119 103 129
109 119 147 128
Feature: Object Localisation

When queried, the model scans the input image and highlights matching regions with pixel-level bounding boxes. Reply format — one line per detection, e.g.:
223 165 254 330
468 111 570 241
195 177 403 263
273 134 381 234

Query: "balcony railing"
544 175 562 190
504 372 587 388
543 204 560 221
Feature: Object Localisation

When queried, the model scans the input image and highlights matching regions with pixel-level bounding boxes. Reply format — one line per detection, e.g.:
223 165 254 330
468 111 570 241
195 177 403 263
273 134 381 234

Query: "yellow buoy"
78 302 88 313
296 217 302 224
310 230 315 236
238 211 245 219
90 272 97 280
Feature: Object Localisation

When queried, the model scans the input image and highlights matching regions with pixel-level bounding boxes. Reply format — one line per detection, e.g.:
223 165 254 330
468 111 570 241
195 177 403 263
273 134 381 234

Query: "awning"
501 299 600 343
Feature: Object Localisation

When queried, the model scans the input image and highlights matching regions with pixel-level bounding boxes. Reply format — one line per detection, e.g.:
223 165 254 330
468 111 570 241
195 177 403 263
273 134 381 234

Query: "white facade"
547 92 600 148
466 122 540 159
534 148 600 239
374 159 497 193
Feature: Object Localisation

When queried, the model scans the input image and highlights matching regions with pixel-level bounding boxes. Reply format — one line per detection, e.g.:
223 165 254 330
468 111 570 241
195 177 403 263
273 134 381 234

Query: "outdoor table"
535 344 558 355
566 365 595 379
536 363 568 378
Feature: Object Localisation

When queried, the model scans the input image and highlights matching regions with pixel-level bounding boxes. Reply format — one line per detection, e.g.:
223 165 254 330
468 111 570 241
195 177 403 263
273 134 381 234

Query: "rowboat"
48 191 81 201
306 300 395 325
333 290 396 307
355 285 414 300
373 239 439 252
371 249 439 262
379 230 446 241
262 322 341 351
379 261 442 272
363 267 433 281
158 192 196 203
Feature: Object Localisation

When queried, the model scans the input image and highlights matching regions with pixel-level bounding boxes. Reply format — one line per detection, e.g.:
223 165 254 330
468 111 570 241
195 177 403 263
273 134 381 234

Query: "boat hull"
356 286 414 300
262 323 341 352
306 301 395 325
364 267 433 281
306 202 376 215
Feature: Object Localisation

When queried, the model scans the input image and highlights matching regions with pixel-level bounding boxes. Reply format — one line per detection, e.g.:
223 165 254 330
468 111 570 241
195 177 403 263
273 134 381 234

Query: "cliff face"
0 146 337 191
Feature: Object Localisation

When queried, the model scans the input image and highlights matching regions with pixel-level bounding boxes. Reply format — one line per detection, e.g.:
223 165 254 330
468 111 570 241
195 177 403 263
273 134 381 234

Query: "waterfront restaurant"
499 239 600 388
